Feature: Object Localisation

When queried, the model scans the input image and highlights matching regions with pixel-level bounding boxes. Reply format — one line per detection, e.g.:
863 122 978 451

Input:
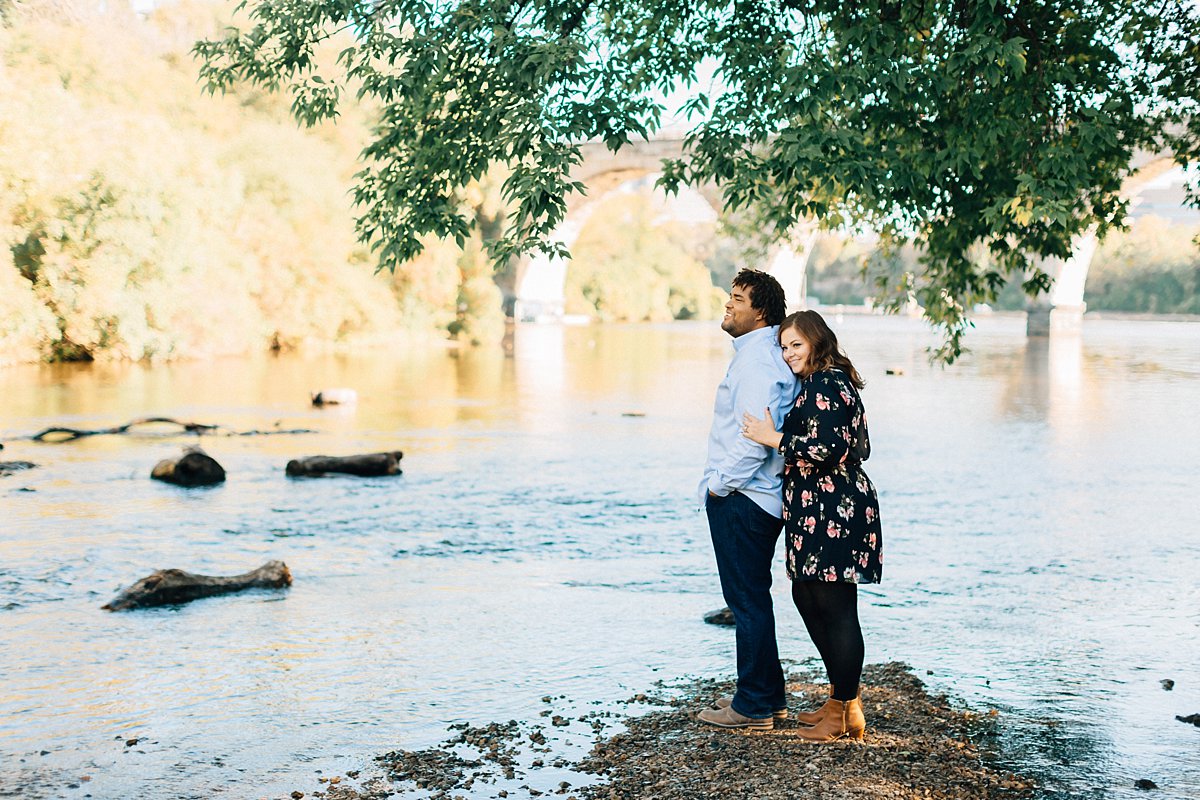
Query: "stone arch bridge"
512 135 1180 334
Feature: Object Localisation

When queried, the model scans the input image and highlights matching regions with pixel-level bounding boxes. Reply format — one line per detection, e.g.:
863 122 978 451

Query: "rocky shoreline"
302 662 1036 800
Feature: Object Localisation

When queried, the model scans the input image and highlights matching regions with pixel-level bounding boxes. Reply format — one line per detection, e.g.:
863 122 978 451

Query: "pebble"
1161 679 1175 691
1134 778 1158 790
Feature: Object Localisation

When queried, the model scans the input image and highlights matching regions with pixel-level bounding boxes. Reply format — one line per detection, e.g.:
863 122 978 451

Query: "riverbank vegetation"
1 2 1197 367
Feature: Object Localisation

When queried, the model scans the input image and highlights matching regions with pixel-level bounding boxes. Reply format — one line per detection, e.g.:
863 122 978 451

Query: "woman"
741 310 882 742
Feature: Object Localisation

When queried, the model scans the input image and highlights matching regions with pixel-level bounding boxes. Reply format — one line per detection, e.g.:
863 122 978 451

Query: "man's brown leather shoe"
712 696 788 720
698 704 774 730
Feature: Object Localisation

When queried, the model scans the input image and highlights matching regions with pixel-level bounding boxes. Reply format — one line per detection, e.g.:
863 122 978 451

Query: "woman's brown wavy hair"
779 310 865 389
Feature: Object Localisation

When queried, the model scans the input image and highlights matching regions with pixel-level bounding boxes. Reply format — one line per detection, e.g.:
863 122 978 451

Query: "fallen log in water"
151 447 226 487
102 560 292 611
28 417 317 443
285 451 403 477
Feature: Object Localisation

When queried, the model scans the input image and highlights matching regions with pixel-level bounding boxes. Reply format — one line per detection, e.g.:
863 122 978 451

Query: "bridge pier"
766 227 818 311
1026 231 1097 337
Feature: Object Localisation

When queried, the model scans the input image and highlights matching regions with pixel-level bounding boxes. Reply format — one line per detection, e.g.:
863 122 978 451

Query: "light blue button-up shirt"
698 325 797 518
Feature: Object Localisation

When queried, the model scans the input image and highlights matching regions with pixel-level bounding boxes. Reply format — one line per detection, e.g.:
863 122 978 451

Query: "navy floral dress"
779 369 883 584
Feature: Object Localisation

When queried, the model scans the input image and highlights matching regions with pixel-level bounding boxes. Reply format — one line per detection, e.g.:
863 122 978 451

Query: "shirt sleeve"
706 359 791 497
779 372 853 469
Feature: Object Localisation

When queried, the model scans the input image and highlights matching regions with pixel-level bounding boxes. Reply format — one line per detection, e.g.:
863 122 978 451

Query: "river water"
1 314 1198 800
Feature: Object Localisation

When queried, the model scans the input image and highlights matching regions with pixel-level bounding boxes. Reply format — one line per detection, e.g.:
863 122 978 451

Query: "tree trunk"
285 451 403 477
102 560 292 611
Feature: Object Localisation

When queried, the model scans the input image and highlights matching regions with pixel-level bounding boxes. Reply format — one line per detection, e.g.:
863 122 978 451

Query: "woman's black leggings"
791 580 864 701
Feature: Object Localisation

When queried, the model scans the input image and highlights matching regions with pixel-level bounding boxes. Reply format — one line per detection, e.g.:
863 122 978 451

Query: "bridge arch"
512 138 1186 331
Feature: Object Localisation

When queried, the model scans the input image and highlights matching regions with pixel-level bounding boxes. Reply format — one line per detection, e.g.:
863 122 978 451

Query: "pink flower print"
818 476 835 493
800 490 813 507
803 516 817 534
843 567 857 582
858 551 870 568
803 554 819 576
816 393 830 410
856 475 870 494
826 520 841 538
865 507 876 523
867 532 877 549
823 566 838 581
840 390 852 405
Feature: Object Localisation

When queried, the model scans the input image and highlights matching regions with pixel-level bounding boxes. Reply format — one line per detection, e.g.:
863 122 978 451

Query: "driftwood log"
28 416 315 442
286 451 403 477
151 447 226 487
311 388 358 406
102 560 292 611
0 461 36 477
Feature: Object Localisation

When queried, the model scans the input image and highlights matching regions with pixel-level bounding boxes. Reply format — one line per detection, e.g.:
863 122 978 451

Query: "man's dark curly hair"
732 269 787 327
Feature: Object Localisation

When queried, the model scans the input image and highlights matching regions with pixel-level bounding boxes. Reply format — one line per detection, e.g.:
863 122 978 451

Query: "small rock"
291 792 304 799
124 739 139 747
551 715 569 727
532 759 544 767
1176 713 1200 726
311 388 357 406
703 607 735 626
1161 679 1174 691
1134 778 1158 790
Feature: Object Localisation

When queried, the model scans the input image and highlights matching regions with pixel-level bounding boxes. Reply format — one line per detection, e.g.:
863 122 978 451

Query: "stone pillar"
766 227 818 311
1026 231 1097 337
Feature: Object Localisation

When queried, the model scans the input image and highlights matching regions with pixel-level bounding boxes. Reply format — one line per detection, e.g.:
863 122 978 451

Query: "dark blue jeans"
706 491 786 719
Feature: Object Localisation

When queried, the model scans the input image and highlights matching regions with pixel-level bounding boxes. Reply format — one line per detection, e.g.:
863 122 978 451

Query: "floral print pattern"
780 369 883 584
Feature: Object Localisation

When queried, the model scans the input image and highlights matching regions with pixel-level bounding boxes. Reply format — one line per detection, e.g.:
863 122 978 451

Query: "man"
696 269 795 731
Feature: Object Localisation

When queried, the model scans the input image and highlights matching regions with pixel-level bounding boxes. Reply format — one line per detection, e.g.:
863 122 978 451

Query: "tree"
196 0 1200 360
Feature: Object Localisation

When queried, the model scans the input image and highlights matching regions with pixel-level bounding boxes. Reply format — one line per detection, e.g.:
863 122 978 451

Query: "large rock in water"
102 560 292 611
151 447 226 486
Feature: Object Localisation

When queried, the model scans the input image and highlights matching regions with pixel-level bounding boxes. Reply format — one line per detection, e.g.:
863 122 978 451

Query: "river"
1 314 1198 799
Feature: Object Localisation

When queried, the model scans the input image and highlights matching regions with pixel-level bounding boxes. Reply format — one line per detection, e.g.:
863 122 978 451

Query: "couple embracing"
697 269 883 741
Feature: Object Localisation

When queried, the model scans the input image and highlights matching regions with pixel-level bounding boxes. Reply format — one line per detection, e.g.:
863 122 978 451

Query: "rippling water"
1 315 1198 799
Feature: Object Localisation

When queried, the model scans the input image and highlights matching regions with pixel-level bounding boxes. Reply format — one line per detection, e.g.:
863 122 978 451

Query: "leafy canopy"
196 0 1200 360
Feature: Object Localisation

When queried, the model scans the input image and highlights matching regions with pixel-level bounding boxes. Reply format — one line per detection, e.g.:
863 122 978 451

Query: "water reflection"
1 316 1198 800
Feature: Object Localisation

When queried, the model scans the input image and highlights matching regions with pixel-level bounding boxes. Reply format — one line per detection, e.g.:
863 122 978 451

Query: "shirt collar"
732 325 779 352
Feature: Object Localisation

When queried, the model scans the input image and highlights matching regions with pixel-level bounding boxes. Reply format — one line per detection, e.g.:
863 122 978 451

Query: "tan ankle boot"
795 696 865 742
795 694 835 726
